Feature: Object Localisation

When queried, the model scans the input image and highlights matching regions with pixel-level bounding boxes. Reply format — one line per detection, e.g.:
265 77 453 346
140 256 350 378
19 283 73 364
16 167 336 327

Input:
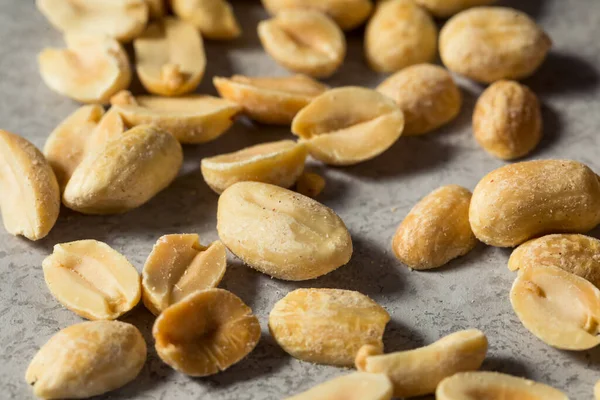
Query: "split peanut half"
38 34 132 104
596 380 600 400
285 372 393 400
142 234 227 315
291 87 404 165
295 172 325 198
0 130 60 241
134 17 206 96
85 108 127 154
170 0 241 40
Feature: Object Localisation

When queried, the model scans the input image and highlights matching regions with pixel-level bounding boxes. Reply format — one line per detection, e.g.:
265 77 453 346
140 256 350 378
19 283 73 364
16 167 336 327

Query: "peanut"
285 372 393 400
295 172 325 198
170 0 241 40
415 0 496 18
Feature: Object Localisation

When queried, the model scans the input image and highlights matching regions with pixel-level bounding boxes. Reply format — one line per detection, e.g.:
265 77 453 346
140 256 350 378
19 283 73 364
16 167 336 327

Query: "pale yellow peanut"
170 0 241 40
0 130 60 241
153 288 261 376
213 75 328 125
269 288 390 366
217 182 352 280
86 108 127 154
295 172 325 198
469 160 600 247
595 380 600 400
142 234 227 315
365 0 437 73
26 321 146 399
415 0 496 18
285 372 393 400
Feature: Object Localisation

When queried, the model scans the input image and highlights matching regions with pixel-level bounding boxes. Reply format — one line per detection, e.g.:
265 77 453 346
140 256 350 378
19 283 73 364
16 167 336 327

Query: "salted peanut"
285 372 393 400
145 0 165 18
201 140 308 194
292 87 404 166
436 371 568 400
170 0 241 40
377 64 461 136
26 321 146 399
142 234 227 315
135 18 206 96
392 185 476 270
295 172 325 198
365 0 437 73
415 0 496 18
596 380 600 400
110 90 242 144
440 7 552 83
86 108 127 154
0 130 60 241
356 329 487 397
217 182 352 280
473 80 542 160
213 75 328 125
43 105 105 189
63 125 183 214
153 288 261 376
38 34 131 104
269 288 390 366
258 10 346 78
469 160 600 247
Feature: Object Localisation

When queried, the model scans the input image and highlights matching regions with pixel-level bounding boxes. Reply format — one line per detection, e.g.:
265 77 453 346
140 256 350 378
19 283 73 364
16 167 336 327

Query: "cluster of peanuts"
0 0 595 398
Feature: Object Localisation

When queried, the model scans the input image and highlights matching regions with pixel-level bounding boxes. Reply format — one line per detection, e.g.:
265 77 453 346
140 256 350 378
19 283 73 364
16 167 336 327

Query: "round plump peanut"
415 0 496 18
26 321 146 399
473 80 542 160
269 288 390 366
393 185 477 270
365 0 437 73
217 182 352 280
285 372 393 400
170 0 241 40
469 160 600 247
440 7 551 83
377 64 462 136
258 10 346 78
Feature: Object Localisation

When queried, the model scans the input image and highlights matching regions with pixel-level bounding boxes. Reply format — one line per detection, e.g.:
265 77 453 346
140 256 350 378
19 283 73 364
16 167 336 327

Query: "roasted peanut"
145 0 166 18
415 0 496 18
295 172 325 198
85 108 127 154
170 0 241 40
285 372 393 400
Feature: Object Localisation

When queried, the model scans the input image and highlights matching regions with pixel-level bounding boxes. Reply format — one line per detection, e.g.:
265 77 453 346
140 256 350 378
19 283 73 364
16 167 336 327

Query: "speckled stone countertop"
1 0 600 399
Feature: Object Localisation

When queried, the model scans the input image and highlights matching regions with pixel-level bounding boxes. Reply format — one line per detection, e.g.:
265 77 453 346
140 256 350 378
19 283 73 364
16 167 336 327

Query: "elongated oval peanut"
171 0 241 40
269 288 390 366
415 0 496 18
473 80 542 160
355 329 487 397
440 7 551 83
258 10 346 78
292 87 404 166
0 130 60 241
365 0 437 73
63 125 183 215
285 372 393 400
142 234 227 315
469 160 600 247
217 182 352 280
153 288 261 376
201 140 308 194
436 371 568 400
26 321 146 399
393 185 477 270
213 74 328 125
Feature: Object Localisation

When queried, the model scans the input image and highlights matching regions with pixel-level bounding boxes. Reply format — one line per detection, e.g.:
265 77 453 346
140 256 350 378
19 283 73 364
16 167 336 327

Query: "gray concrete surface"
1 0 599 398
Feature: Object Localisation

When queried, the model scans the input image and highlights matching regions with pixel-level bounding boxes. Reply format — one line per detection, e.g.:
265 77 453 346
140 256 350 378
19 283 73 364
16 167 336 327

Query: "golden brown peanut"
285 372 393 400
142 234 227 315
469 160 600 247
43 105 105 189
135 18 206 96
365 0 437 73
217 182 352 280
0 130 60 241
86 108 127 154
509 234 600 288
393 185 477 270
201 140 308 194
26 321 146 399
436 371 568 400
292 87 404 165
36 0 149 42
377 64 462 136
38 34 132 104
153 288 261 376
415 0 496 18
170 0 241 40
43 240 141 320
440 7 552 83
355 329 487 397
110 90 242 144
269 288 390 366
63 125 183 215
473 80 542 160
145 0 166 18
258 10 346 78
295 172 325 198
511 264 600 350
213 75 328 125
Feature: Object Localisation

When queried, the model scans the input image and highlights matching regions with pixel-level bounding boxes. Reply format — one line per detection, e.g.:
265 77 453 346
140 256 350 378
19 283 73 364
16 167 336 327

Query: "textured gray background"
1 0 599 399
